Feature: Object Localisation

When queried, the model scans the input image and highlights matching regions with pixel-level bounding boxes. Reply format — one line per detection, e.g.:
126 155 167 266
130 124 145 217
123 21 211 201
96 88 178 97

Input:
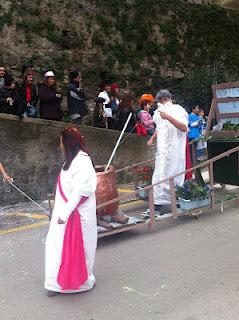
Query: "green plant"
222 121 239 131
176 180 211 200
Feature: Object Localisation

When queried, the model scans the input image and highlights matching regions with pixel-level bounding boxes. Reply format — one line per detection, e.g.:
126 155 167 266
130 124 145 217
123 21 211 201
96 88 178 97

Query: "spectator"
0 66 7 89
197 108 207 160
19 71 38 117
110 83 120 122
116 94 137 132
138 100 155 135
188 105 201 142
93 97 107 128
98 80 114 129
38 71 63 121
67 70 88 125
0 75 23 116
21 64 35 78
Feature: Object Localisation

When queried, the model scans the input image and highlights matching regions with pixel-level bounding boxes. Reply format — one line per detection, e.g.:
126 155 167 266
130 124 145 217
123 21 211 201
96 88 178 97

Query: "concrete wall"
0 114 155 204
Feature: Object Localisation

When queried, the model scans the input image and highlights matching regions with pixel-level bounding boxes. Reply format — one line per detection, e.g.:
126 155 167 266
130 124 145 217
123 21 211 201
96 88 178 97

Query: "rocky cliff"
0 0 239 109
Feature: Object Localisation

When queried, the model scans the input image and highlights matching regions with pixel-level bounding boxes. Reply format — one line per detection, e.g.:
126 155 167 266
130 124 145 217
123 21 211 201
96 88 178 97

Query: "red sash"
185 138 193 180
57 175 88 290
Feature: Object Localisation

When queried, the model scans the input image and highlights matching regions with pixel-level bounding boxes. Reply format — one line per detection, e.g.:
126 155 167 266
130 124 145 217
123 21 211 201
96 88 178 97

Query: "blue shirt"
188 113 201 139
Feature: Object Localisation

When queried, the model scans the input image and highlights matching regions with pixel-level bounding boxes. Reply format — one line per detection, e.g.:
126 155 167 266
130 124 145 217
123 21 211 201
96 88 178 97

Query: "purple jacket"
38 84 62 121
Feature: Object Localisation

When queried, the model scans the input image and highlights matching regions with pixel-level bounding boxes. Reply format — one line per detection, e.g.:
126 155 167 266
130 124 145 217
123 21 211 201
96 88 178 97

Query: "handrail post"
148 188 156 230
169 177 177 219
133 167 139 192
209 161 215 210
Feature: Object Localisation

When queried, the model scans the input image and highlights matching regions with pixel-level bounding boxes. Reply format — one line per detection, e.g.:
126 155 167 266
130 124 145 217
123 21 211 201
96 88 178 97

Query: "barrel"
95 165 119 216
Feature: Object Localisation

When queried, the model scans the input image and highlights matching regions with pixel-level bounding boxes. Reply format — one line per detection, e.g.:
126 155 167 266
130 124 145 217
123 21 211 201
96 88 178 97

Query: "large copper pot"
95 165 119 216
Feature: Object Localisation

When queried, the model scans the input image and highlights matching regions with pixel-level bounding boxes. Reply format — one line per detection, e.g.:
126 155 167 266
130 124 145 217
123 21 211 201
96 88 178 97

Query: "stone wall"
0 114 155 204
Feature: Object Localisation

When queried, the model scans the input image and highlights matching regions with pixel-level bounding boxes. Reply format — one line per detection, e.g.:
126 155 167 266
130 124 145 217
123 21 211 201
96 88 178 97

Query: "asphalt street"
1 203 239 320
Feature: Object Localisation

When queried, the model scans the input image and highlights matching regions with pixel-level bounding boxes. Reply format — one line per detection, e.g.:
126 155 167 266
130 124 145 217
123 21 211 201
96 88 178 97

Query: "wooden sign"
205 81 239 137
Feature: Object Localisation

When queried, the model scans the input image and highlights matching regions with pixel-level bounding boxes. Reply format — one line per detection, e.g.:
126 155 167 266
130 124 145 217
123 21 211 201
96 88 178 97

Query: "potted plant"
135 165 153 200
176 180 211 211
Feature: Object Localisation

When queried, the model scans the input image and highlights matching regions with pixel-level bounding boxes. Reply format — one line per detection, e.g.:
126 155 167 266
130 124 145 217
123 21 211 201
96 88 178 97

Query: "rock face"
0 0 239 107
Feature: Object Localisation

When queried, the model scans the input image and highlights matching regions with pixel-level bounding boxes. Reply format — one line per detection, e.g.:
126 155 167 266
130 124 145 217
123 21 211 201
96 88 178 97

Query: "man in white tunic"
148 90 188 212
45 128 97 296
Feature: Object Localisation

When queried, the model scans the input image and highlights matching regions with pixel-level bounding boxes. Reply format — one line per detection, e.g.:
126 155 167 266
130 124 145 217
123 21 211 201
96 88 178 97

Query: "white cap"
45 71 55 77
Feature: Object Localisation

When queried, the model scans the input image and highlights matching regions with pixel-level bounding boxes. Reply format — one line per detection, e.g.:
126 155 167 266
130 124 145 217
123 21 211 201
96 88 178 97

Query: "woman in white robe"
45 127 97 296
148 90 188 208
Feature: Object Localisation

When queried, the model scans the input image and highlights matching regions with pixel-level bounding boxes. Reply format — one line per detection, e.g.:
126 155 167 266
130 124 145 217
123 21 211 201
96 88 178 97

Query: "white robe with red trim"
152 102 188 205
45 151 97 293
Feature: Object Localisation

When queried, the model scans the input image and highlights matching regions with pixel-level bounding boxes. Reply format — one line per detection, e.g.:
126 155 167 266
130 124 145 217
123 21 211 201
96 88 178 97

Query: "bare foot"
111 213 129 224
97 218 112 229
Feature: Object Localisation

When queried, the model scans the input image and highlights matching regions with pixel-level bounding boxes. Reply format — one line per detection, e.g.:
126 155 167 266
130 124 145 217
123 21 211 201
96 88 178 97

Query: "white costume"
45 151 97 293
98 90 112 118
152 101 188 205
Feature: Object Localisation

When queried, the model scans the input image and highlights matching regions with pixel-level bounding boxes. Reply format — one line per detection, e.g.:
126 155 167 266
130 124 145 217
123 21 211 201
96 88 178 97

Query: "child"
138 100 155 135
188 105 201 142
197 108 207 160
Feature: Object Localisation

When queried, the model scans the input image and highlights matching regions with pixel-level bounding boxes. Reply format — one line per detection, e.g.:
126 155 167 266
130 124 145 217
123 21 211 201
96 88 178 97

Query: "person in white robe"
45 127 97 296
148 90 188 212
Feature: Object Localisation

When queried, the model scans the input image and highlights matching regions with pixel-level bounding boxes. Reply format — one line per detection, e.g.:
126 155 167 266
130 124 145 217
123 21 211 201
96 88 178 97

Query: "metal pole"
105 113 132 172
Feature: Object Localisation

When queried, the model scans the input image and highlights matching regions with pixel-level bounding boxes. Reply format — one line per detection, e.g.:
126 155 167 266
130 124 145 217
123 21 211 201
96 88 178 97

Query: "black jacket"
0 87 23 116
67 81 88 116
117 106 137 132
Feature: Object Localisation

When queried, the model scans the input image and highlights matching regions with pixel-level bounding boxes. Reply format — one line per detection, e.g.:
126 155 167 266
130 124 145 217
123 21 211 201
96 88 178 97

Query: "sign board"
205 81 239 136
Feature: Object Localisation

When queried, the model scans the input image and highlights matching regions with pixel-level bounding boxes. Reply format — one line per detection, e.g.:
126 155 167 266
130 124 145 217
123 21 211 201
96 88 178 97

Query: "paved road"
1 203 239 320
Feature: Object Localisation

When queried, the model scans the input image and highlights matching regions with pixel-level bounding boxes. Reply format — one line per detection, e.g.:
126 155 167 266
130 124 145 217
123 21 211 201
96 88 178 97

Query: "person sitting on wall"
116 94 137 133
110 83 120 123
138 100 155 136
98 80 114 129
0 75 24 117
38 71 63 121
93 97 107 128
67 70 88 125
19 70 38 118
0 66 7 89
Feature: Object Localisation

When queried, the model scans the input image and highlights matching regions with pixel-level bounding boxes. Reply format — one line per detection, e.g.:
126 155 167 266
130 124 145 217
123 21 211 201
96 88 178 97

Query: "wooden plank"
97 220 146 238
205 98 216 137
216 97 239 104
148 188 156 230
219 113 239 119
212 82 239 90
169 177 177 219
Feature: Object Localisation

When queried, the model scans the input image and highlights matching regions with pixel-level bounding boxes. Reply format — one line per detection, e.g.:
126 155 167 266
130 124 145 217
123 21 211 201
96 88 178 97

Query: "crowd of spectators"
0 64 207 141
0 65 157 136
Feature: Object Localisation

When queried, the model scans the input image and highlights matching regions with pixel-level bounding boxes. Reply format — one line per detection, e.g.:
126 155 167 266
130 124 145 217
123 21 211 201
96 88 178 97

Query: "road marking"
2 212 47 220
119 200 145 208
0 200 145 235
118 188 135 193
0 221 48 236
